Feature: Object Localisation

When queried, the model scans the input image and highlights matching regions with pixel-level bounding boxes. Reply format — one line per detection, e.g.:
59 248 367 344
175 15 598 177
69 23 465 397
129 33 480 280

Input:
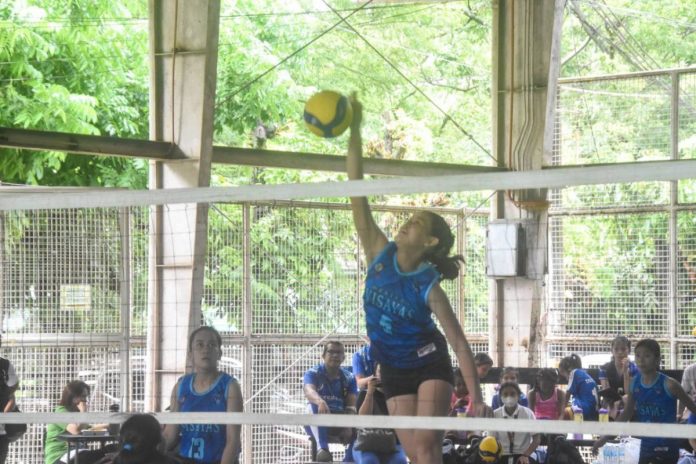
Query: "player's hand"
453 397 467 409
317 400 330 414
366 376 381 393
467 401 493 418
517 456 529 464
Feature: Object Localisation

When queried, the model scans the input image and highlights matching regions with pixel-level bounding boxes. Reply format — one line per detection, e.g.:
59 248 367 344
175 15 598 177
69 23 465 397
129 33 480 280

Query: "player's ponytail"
423 211 464 280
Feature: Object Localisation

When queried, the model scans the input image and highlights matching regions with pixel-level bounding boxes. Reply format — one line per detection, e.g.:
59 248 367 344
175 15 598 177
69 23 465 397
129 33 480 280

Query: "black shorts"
380 355 454 399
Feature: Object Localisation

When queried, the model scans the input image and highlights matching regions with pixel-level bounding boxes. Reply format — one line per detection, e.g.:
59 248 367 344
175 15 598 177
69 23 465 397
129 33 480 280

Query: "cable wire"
319 0 494 164
215 0 375 106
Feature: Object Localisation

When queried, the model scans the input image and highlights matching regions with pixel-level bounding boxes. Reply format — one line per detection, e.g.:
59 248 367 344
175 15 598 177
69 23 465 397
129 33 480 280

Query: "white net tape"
6 412 696 439
3 159 696 210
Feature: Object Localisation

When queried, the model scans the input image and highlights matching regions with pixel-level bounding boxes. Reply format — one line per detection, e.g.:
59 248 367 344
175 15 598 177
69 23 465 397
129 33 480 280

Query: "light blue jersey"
363 242 447 368
303 364 357 412
177 372 234 463
352 345 376 383
631 372 679 461
567 369 599 420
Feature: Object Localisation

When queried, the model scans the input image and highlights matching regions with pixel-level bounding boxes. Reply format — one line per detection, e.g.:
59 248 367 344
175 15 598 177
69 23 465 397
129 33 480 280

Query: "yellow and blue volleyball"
478 436 502 463
303 90 353 138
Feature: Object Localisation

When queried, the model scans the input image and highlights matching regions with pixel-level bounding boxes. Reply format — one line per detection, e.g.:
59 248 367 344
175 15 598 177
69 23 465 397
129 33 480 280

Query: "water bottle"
572 406 583 440
599 408 609 423
603 443 616 464
455 407 467 441
617 442 625 464
108 403 120 436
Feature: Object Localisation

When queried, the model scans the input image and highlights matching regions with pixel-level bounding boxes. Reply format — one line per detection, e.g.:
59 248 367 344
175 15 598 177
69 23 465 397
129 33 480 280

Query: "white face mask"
502 396 518 409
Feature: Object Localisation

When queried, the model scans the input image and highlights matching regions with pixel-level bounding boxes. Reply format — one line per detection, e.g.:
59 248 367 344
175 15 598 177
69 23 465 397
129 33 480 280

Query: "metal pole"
669 71 680 368
119 208 132 410
242 204 253 464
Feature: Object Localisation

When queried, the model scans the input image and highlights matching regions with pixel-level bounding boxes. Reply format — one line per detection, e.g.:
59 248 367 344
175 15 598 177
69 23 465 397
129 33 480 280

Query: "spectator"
445 368 470 444
450 367 470 414
44 381 111 464
594 339 696 463
96 414 179 464
528 368 564 421
303 341 357 462
353 364 407 464
490 382 541 464
558 354 599 421
163 326 242 464
599 336 637 419
680 361 696 422
474 353 494 380
0 352 19 463
491 368 529 410
352 344 377 391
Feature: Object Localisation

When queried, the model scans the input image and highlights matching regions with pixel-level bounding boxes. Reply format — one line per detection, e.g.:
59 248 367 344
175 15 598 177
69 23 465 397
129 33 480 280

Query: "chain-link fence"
0 201 488 463
547 68 696 369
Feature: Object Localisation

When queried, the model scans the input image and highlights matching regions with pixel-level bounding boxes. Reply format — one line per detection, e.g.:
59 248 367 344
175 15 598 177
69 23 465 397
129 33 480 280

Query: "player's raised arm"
347 95 387 264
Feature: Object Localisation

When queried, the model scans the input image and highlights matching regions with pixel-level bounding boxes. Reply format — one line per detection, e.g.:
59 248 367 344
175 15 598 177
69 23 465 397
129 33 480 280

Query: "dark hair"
474 353 494 367
498 381 522 397
115 414 167 464
635 338 661 359
322 340 344 356
423 211 464 280
499 367 519 381
59 381 90 412
188 326 222 351
611 336 631 352
534 368 558 391
559 354 583 372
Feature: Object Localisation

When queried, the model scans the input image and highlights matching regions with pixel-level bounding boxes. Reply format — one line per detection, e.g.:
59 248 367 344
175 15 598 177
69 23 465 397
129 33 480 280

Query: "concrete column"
146 0 220 411
490 0 565 367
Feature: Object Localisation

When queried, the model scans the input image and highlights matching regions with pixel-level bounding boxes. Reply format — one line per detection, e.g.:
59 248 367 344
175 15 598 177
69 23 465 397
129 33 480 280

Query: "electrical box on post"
486 221 526 278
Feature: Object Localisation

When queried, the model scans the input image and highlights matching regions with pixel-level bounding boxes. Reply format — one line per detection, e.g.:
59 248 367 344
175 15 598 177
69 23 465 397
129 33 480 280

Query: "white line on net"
8 412 696 439
3 159 696 211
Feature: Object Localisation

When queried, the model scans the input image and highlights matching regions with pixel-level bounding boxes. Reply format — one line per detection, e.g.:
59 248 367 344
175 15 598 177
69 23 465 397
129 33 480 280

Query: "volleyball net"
4 175 696 464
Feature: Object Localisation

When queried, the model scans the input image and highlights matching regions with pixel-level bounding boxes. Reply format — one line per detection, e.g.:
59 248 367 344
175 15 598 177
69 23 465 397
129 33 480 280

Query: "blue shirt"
363 242 448 368
567 369 599 420
177 372 235 463
352 345 376 386
303 364 357 412
631 372 679 459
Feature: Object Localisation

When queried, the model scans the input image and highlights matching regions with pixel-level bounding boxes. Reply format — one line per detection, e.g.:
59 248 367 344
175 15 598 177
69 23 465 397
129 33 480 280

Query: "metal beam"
212 145 503 175
0 126 504 176
0 127 184 160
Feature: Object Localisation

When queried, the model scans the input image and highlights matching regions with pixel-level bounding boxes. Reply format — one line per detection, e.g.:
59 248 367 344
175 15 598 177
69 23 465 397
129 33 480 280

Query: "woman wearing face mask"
489 382 541 464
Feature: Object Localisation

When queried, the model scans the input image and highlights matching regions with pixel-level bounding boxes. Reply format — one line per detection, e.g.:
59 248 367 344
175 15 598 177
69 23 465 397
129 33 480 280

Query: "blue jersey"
567 369 598 420
177 372 235 463
363 242 448 368
352 345 376 383
303 364 357 412
631 372 679 460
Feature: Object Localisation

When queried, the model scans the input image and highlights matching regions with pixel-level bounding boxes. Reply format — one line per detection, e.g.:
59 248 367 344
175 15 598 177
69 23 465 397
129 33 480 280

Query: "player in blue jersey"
593 339 696 463
346 95 488 463
352 344 377 391
303 341 358 462
558 354 599 421
163 326 243 464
